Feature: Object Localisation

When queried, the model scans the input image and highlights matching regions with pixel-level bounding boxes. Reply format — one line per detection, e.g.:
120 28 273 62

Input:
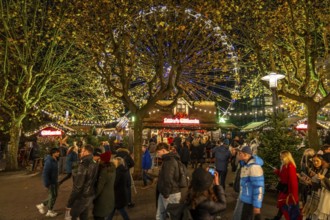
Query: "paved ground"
0 160 279 220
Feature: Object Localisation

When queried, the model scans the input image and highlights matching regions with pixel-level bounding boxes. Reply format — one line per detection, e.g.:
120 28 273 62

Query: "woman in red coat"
274 150 301 220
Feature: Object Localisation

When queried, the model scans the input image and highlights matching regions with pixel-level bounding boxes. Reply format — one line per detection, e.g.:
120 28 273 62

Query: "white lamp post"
261 72 285 114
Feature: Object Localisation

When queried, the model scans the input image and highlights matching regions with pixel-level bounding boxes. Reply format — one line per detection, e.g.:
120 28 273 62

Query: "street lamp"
261 72 285 114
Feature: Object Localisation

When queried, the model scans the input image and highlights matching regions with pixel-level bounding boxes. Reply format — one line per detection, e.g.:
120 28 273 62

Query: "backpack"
167 203 193 220
176 159 189 188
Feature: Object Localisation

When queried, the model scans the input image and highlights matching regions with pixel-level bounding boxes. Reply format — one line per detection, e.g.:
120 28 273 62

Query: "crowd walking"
32 132 330 220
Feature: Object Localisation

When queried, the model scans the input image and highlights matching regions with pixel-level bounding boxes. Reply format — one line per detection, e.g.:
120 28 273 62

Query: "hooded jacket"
239 155 265 209
42 155 58 187
142 149 152 170
157 152 181 198
212 145 231 171
115 148 135 169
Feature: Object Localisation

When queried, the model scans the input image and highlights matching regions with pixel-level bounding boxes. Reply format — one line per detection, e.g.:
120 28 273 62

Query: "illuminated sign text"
41 130 62 136
163 118 200 124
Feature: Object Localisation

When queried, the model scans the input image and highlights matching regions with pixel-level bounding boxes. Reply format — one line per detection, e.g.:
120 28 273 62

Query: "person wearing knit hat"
233 145 264 220
100 151 111 164
93 152 116 219
184 167 226 219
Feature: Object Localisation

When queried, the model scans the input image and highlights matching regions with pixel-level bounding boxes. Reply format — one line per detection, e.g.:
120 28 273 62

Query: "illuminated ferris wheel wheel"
116 6 240 115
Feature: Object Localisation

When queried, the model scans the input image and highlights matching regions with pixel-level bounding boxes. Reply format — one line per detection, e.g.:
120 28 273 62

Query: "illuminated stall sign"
163 118 200 124
296 123 307 130
41 129 62 136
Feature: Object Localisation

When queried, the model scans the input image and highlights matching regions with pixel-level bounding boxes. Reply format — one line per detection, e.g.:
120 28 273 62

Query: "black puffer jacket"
189 185 227 220
157 152 181 198
67 154 99 208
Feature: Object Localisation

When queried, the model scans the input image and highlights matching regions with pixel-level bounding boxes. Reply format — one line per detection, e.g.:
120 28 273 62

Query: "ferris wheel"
110 5 240 116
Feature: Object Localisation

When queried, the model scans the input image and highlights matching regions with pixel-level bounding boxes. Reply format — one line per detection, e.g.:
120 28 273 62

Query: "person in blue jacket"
58 143 79 186
142 145 154 188
233 146 264 220
36 148 60 218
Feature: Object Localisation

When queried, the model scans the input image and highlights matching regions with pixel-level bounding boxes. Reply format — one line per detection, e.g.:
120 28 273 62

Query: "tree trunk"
6 122 22 170
306 103 319 150
133 115 144 176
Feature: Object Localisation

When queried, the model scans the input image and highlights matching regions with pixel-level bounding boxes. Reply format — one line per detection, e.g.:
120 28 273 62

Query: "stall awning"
241 120 269 132
218 122 238 129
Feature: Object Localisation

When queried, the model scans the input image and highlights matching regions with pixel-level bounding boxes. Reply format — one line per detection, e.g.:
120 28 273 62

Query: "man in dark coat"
29 141 40 171
36 148 60 217
66 144 99 220
179 140 191 167
156 143 182 220
212 140 231 190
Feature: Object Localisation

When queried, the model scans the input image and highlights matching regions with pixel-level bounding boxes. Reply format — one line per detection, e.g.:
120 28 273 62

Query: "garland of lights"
39 108 119 126
148 107 217 115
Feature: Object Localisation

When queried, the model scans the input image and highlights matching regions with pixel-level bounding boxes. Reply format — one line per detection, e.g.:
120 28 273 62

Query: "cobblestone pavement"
0 163 278 220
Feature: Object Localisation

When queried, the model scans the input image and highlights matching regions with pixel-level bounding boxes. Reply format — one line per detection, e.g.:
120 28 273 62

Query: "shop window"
176 103 186 113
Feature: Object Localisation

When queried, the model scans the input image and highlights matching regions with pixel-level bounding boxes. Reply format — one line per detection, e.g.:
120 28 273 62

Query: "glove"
254 214 261 220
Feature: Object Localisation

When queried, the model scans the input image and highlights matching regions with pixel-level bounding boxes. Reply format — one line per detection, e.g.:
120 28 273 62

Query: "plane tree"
217 0 330 149
72 0 240 171
0 0 121 170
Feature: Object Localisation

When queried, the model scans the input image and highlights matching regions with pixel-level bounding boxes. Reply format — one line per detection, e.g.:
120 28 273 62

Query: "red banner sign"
163 118 200 124
41 130 62 136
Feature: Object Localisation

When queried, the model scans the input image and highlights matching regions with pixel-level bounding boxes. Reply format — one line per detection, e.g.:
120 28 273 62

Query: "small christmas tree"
258 112 303 189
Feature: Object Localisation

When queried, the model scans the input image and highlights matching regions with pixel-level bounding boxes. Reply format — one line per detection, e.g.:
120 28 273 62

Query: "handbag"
283 194 301 220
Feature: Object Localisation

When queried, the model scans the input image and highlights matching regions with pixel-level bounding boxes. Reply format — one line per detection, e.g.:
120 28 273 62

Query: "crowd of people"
35 133 330 220
36 140 135 220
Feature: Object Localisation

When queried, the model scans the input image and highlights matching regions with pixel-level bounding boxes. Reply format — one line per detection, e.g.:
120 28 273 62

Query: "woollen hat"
238 146 253 155
100 151 111 163
93 148 102 157
191 167 213 192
